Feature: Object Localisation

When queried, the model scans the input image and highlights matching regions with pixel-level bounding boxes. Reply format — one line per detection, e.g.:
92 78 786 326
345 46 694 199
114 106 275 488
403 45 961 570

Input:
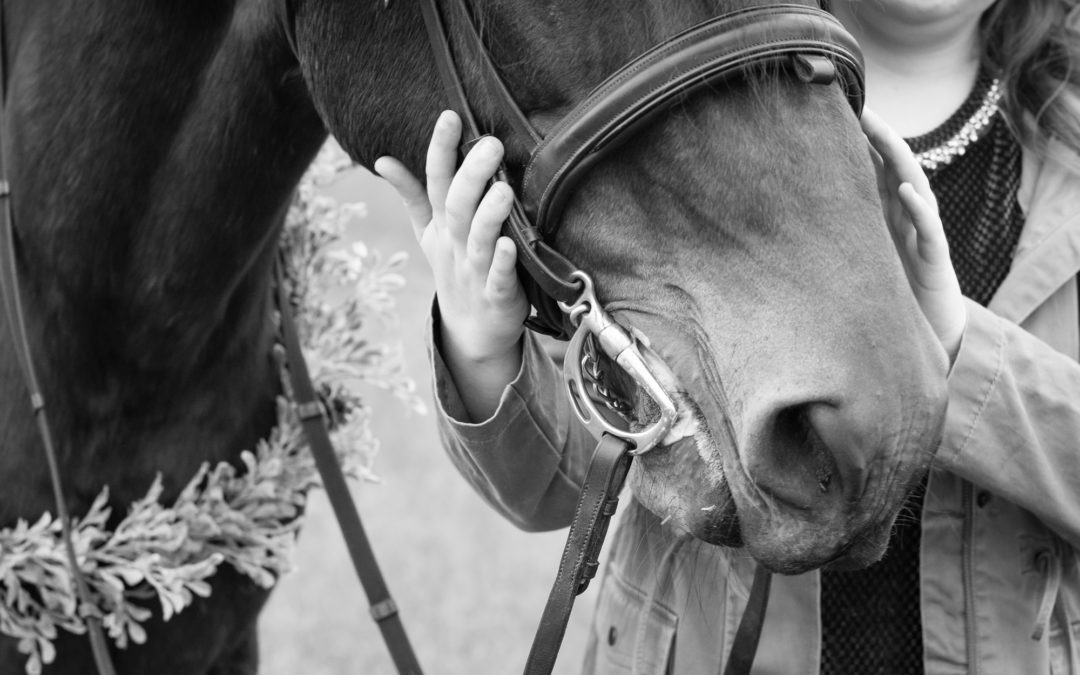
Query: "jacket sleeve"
935 298 1080 548
427 305 596 531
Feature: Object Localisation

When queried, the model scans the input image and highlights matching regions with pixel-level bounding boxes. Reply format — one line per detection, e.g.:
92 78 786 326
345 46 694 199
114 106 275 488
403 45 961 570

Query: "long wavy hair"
981 0 1080 162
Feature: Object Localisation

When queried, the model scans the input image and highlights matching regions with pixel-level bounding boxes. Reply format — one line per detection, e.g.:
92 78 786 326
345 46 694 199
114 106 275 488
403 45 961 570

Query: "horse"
0 0 948 672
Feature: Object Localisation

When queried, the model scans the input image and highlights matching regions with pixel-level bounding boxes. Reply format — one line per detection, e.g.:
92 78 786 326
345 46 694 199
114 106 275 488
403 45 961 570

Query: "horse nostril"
802 402 870 504
747 401 871 510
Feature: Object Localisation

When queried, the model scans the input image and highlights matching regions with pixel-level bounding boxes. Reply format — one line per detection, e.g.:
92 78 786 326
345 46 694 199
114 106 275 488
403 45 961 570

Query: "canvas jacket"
427 140 1080 674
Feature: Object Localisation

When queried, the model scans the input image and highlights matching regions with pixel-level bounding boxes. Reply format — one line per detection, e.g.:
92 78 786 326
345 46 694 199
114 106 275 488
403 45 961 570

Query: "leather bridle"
420 0 863 340
0 1 865 674
417 1 865 674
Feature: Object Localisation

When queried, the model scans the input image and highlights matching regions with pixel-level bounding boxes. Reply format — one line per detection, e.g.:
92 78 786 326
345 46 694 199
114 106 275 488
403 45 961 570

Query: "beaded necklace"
912 78 1003 171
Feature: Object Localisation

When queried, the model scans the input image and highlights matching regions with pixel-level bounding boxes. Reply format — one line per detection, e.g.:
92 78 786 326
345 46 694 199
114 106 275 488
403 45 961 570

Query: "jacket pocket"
588 569 678 675
1046 540 1080 675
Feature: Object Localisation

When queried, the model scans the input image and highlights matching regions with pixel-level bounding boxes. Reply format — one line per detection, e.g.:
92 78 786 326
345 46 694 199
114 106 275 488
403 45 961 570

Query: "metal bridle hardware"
579 336 634 420
415 1 866 673
560 271 678 455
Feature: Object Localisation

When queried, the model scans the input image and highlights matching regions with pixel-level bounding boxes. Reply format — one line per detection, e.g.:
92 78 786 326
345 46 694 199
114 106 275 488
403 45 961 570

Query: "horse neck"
0 0 326 511
7 0 325 383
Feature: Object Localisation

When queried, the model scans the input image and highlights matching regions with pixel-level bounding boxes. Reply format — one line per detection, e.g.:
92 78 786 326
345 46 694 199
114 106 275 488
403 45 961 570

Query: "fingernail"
478 136 501 154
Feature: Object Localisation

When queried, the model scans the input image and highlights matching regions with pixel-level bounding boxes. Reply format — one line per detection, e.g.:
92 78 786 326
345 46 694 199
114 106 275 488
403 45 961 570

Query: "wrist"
440 314 524 365
439 325 525 423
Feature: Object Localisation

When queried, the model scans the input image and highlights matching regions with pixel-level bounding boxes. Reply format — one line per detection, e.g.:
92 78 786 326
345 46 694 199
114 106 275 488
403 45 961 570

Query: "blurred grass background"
258 164 597 674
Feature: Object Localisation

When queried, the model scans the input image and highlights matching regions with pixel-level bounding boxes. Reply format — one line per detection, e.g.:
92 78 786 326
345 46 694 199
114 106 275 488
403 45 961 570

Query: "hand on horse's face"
862 108 967 365
376 111 529 421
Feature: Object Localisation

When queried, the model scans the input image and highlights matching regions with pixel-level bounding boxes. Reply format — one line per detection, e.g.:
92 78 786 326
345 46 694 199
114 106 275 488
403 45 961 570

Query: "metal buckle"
559 271 677 455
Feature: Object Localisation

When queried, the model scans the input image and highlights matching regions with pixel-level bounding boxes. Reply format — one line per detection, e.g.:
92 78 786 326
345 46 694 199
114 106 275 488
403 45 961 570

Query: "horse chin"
628 395 747 548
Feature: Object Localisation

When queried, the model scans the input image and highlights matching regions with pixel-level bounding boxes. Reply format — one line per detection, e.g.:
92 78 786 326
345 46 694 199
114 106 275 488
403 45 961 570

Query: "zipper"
962 481 980 674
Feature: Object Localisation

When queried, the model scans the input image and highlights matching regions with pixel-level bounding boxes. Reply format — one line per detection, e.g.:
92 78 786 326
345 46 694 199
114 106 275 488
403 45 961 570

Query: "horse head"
294 0 948 575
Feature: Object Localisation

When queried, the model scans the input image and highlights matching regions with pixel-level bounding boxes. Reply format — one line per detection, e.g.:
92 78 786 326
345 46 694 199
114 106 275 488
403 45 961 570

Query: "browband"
523 4 864 235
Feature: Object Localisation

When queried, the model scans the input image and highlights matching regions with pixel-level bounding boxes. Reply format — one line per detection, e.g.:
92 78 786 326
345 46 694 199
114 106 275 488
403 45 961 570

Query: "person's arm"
377 111 595 530
861 108 966 364
935 300 1080 548
863 109 1080 547
428 306 595 530
376 111 527 422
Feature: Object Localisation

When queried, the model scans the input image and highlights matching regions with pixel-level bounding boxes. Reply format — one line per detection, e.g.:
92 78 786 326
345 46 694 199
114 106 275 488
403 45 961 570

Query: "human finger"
486 236 521 299
466 182 514 274
444 136 505 242
862 108 936 211
425 110 463 218
898 183 951 266
374 156 431 242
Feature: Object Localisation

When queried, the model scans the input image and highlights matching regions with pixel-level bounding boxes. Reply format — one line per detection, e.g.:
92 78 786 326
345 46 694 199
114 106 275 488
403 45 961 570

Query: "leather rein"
416 1 865 674
0 1 865 674
0 4 422 675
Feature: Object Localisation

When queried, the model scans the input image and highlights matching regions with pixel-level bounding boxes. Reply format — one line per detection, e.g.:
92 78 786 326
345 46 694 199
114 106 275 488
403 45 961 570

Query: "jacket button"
976 491 992 508
607 626 617 646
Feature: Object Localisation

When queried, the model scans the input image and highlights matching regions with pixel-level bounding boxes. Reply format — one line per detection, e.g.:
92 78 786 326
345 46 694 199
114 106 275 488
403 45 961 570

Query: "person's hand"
375 111 529 420
861 108 966 364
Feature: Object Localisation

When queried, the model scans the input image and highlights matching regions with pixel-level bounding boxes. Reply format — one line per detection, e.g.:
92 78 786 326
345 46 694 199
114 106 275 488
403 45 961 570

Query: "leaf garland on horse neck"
0 143 424 675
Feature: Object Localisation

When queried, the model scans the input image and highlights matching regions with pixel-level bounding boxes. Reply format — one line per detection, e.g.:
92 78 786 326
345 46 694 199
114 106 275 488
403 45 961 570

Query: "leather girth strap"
524 433 634 674
275 258 424 675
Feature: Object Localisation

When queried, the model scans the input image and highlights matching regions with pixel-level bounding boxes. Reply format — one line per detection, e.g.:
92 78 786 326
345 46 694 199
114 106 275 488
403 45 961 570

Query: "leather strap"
0 4 118 673
416 0 865 339
722 565 773 675
414 2 841 671
523 4 864 234
417 0 582 340
431 0 541 148
524 433 633 675
275 258 423 675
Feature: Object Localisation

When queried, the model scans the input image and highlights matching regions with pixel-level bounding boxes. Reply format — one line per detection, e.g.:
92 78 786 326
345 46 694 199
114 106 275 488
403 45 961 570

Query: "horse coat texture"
427 134 1080 674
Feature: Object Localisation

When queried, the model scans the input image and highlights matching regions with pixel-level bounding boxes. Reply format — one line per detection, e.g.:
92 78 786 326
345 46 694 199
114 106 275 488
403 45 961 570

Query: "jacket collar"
987 136 1080 324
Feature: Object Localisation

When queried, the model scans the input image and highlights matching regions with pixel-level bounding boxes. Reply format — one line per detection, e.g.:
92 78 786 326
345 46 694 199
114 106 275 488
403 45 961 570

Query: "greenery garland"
0 143 422 675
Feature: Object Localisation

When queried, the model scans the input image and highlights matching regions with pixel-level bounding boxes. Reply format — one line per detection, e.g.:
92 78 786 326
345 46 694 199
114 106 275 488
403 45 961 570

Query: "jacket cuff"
936 300 1006 467
427 300 563 434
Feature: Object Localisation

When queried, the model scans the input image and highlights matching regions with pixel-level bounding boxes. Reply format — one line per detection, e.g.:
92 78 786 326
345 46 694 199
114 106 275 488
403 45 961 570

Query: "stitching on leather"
524 6 849 180
523 9 860 230
534 44 858 230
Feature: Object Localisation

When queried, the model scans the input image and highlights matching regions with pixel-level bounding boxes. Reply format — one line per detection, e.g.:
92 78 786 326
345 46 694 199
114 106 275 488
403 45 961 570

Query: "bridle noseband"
418 2 865 674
